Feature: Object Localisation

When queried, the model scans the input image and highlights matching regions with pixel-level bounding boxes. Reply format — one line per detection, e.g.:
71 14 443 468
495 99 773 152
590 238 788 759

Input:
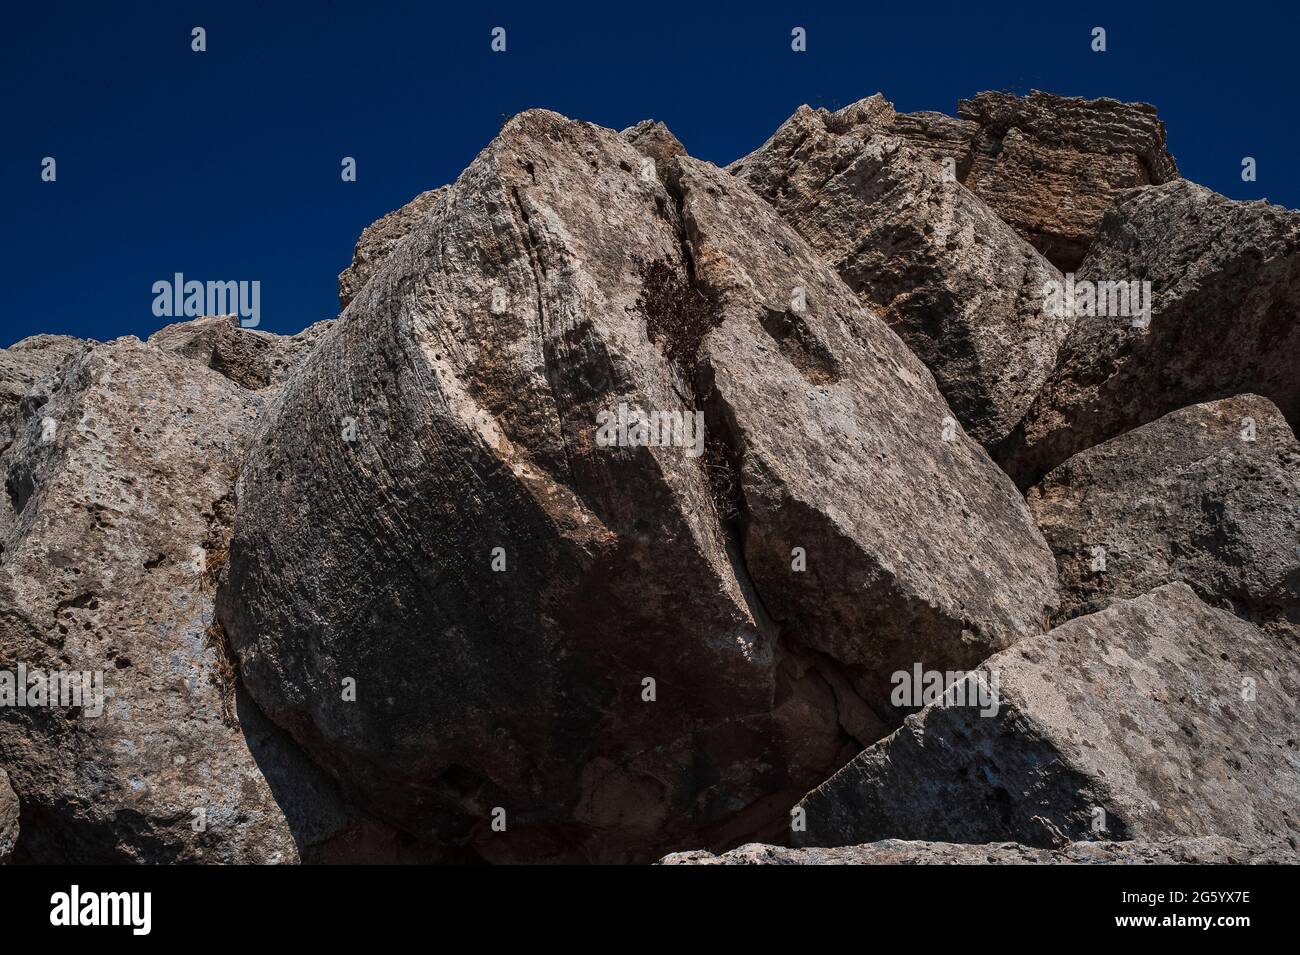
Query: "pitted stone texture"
148 315 332 391
0 338 310 861
1029 395 1300 624
672 152 1058 710
956 90 1178 271
1 329 435 863
220 110 1057 863
731 99 1070 446
808 90 1178 272
620 120 687 171
660 837 1295 865
0 335 82 412
794 584 1300 850
888 110 980 177
0 335 83 455
338 186 448 309
1002 180 1300 487
224 111 808 864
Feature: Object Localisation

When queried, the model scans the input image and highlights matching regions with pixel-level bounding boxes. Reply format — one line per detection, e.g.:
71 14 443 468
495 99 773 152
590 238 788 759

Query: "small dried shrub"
637 259 717 375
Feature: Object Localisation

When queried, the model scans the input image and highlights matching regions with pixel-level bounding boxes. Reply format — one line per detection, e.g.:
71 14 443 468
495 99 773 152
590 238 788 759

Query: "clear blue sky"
3 0 1296 347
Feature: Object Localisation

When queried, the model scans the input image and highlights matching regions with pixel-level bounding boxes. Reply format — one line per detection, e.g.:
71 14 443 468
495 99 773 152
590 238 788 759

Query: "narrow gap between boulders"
635 166 871 851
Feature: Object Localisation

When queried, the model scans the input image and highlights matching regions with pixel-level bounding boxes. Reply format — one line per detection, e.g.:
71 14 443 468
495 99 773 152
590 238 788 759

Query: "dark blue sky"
3 1 1296 347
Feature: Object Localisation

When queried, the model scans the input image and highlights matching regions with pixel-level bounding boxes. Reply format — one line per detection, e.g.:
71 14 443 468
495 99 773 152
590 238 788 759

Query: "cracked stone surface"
731 96 1071 446
0 330 418 862
4 91 1296 868
0 337 302 861
0 335 82 414
148 314 333 391
1028 394 1300 625
218 109 1057 863
1 335 83 455
886 109 981 176
659 836 1296 865
822 91 1178 272
794 584 1300 850
668 151 1057 712
620 120 687 169
952 91 1178 271
1000 179 1300 488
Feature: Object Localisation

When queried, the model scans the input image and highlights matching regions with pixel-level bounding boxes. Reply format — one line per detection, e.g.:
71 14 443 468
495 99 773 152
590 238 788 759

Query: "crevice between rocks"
647 164 774 641
633 163 881 851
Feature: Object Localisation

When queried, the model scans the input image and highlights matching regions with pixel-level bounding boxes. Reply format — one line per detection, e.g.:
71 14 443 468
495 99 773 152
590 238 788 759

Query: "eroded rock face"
0 339 284 859
620 120 687 170
669 152 1058 709
5 92 1298 868
335 126 688 322
148 315 332 391
886 109 980 176
0 766 17 863
822 90 1178 271
1 336 83 455
0 335 82 413
224 111 796 864
794 584 1300 850
660 837 1295 865
1029 395 1300 624
731 99 1070 446
338 187 448 309
1001 180 1300 487
954 91 1179 271
219 109 1057 862
0 337 370 862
